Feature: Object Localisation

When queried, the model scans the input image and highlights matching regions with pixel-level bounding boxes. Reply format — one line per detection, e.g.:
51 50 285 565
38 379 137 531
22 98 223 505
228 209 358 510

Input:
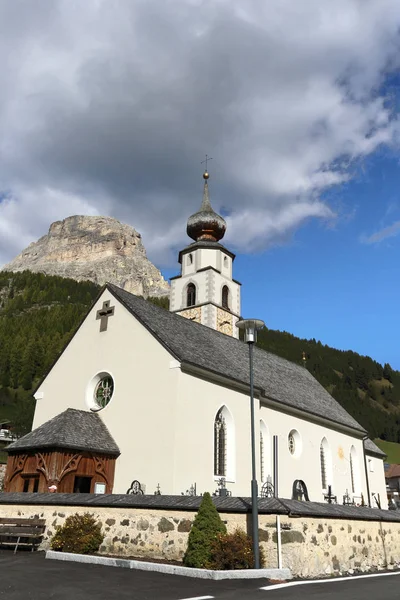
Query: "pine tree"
183 492 226 568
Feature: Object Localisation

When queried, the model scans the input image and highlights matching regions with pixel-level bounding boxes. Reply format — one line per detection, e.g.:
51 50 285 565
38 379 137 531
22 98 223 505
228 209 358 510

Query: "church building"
4 171 387 508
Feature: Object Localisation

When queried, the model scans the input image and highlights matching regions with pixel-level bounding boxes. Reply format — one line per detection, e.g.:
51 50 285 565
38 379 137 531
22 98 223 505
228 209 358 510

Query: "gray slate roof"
108 284 366 434
364 438 387 457
6 408 120 455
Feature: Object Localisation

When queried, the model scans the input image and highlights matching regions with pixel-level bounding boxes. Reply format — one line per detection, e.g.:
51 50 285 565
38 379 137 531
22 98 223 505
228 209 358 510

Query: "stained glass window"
320 441 327 489
288 432 296 455
260 429 265 482
214 409 227 477
94 376 114 409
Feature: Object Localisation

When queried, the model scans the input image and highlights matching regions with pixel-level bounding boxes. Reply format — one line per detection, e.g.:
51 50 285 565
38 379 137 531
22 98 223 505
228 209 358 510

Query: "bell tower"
170 170 241 338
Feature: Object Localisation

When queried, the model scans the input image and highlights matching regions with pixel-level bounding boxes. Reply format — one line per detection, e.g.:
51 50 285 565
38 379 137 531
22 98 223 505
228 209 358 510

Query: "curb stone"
45 551 292 580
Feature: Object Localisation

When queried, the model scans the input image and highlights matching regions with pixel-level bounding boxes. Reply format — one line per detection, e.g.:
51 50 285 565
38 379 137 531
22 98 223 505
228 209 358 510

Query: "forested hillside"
256 329 400 441
0 270 399 443
0 272 100 436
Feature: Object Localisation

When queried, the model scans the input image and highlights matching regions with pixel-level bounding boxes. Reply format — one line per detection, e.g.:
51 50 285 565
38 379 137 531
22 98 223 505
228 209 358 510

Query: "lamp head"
236 318 265 344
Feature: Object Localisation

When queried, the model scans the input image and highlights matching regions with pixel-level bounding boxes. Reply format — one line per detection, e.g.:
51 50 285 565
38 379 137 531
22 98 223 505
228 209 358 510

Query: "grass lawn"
374 439 400 464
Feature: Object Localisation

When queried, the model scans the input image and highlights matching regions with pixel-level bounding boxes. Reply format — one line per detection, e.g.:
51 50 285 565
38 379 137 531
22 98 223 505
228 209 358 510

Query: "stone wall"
0 465 6 491
259 515 399 577
1 500 399 577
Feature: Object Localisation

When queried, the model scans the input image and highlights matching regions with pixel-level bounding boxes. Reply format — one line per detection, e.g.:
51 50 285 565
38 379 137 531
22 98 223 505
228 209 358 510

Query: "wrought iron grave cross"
96 300 115 332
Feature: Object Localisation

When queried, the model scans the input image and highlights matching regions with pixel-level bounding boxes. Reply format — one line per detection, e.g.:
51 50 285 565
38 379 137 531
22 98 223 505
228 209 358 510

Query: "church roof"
363 438 386 458
108 284 367 435
6 408 120 456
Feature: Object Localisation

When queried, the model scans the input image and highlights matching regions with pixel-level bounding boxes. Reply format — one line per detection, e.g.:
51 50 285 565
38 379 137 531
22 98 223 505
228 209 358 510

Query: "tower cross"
96 300 115 332
201 154 213 172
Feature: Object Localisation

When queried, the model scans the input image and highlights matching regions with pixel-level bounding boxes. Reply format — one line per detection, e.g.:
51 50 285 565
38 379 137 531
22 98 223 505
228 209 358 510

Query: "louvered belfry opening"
222 285 229 309
186 283 196 307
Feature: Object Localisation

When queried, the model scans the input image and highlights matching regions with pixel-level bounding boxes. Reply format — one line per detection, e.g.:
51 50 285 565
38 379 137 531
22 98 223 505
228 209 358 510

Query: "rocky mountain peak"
2 215 170 298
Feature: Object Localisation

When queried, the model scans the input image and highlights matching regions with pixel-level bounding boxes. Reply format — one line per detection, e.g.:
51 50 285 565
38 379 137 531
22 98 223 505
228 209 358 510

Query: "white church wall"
172 370 255 496
196 248 220 271
220 253 232 278
171 369 387 505
259 403 383 505
366 456 388 509
181 252 196 277
33 289 181 495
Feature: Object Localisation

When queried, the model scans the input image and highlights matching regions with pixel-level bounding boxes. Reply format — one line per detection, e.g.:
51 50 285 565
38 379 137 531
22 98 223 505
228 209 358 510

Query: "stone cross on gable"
96 300 115 332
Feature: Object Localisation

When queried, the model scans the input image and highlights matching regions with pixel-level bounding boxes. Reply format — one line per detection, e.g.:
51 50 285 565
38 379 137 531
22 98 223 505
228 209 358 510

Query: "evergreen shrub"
208 528 265 570
50 513 104 554
183 492 226 568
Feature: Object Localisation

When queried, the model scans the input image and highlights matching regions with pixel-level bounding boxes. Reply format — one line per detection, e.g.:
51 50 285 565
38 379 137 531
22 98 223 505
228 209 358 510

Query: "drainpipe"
273 435 282 568
362 436 371 507
273 435 278 498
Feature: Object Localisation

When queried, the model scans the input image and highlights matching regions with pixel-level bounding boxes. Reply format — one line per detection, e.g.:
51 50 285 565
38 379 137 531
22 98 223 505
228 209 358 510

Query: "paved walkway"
1 550 400 600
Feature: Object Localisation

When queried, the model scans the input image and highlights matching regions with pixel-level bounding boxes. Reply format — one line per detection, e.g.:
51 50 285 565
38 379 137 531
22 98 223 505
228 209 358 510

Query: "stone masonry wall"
0 465 6 491
258 514 400 577
0 502 399 577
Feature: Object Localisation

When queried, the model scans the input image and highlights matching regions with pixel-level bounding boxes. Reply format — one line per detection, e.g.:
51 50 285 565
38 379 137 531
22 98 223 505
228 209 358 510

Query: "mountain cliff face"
2 215 169 297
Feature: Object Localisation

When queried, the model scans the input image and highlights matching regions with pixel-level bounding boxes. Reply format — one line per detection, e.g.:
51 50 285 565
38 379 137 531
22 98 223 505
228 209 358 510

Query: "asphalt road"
1 550 400 600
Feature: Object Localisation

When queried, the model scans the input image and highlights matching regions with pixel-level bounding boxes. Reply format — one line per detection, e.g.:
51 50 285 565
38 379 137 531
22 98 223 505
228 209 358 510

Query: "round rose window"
94 376 114 409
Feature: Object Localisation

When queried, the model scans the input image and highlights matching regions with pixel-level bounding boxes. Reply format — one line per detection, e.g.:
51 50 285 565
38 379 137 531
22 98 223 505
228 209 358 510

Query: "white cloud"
361 220 400 244
0 0 400 266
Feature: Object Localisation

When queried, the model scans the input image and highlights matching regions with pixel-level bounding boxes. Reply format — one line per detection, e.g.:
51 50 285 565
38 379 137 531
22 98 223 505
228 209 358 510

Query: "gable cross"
96 300 115 332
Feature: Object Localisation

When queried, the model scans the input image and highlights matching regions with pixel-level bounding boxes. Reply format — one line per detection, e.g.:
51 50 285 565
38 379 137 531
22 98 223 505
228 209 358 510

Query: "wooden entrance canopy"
4 408 120 494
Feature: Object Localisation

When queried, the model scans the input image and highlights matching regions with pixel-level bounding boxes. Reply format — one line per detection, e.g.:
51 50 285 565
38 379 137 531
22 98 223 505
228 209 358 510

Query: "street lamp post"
236 318 265 569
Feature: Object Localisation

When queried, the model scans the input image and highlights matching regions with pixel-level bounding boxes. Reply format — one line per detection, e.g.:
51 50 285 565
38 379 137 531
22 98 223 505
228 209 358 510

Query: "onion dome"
186 172 227 242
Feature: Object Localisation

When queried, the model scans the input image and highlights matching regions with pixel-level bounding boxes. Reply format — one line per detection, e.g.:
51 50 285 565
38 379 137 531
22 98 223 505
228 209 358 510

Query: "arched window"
222 285 229 309
260 429 264 483
350 446 360 495
214 406 235 479
187 283 196 307
214 409 227 477
260 421 270 483
320 438 327 489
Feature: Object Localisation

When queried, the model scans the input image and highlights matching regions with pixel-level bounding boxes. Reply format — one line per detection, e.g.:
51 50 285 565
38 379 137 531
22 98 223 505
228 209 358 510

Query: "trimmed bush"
208 528 266 570
183 492 226 568
50 513 104 554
